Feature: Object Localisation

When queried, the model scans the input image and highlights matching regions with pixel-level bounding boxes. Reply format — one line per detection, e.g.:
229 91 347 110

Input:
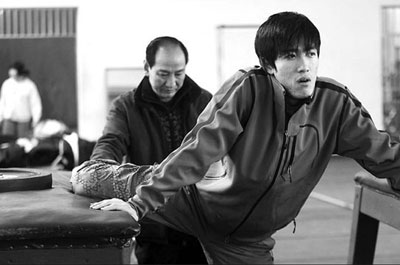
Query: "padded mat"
0 170 140 241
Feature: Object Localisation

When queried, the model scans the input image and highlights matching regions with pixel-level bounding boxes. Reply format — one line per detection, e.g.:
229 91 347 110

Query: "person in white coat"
0 61 42 138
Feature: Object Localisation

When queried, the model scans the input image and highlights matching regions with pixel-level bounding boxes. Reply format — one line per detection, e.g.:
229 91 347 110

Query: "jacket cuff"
127 197 143 220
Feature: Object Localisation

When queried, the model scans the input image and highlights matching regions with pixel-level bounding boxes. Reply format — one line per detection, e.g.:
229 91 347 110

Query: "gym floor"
272 156 400 264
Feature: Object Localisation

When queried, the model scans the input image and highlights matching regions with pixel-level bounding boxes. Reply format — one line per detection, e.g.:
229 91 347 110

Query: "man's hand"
90 198 138 221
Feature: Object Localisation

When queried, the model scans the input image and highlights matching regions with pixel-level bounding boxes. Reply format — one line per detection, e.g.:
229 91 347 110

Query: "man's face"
146 45 186 102
267 41 319 99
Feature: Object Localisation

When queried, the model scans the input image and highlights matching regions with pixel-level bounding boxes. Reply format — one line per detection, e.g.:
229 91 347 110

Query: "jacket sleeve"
336 90 400 190
128 71 254 219
0 82 5 122
90 96 130 163
29 81 42 127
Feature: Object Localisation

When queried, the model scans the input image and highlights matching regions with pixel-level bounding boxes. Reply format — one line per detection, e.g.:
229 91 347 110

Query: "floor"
272 156 400 264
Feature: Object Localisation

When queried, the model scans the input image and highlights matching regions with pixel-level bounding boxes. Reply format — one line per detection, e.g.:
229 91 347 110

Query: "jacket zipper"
225 130 290 243
285 136 297 183
280 133 291 182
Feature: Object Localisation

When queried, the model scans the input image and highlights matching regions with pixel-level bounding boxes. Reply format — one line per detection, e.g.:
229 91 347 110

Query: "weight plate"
0 168 52 192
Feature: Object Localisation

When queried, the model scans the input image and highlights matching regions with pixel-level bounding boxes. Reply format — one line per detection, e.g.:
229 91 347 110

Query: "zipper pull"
284 131 289 149
292 218 297 233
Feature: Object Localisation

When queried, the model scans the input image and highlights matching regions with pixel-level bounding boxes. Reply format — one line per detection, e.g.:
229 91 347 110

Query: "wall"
2 0 400 140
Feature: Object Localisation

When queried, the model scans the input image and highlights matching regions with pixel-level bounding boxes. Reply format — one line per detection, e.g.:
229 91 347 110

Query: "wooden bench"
0 169 140 264
348 171 400 264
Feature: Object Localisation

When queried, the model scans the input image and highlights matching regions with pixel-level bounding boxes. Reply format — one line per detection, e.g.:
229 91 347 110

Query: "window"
217 25 259 86
105 68 144 106
382 6 400 138
0 8 76 38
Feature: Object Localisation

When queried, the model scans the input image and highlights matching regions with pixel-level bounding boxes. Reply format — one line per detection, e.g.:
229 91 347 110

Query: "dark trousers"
2 119 31 138
135 238 207 264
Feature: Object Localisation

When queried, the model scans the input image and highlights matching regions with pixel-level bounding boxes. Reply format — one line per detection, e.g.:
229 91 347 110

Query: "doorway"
382 6 400 139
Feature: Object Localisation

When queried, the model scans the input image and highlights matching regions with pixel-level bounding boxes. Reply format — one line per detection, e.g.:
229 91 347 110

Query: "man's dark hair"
9 61 30 76
146 36 189 67
254 11 321 69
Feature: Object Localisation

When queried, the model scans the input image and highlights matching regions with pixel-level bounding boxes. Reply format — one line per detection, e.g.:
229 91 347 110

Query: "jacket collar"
134 75 202 110
270 75 315 136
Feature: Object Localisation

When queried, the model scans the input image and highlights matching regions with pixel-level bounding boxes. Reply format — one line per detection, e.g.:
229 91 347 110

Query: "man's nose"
297 55 310 72
166 74 176 87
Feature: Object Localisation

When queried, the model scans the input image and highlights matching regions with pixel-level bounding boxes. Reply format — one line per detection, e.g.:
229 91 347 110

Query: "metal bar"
33 9 40 36
0 9 5 35
26 9 32 36
47 9 53 36
54 9 60 36
40 9 47 37
61 9 67 36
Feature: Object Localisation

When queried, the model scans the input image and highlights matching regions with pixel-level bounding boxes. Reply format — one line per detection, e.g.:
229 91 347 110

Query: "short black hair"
146 36 189 67
255 12 321 69
9 61 30 76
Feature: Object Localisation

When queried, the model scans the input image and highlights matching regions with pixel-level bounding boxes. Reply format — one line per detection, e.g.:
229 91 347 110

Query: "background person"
90 36 211 264
0 61 42 138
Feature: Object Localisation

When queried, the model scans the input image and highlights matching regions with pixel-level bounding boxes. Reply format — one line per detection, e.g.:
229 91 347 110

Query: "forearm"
337 98 400 190
70 159 152 200
90 135 127 162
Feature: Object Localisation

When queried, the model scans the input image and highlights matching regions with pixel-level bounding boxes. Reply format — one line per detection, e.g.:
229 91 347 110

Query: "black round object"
0 168 52 192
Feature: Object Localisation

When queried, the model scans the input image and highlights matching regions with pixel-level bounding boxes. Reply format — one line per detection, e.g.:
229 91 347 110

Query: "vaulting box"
0 170 140 264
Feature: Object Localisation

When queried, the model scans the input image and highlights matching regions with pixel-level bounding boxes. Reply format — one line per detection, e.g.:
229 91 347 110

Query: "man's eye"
158 73 169 78
285 53 296 59
307 49 318 57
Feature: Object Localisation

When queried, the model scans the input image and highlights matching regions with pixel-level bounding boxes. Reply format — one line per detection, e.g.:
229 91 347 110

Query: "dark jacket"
130 66 400 243
91 75 212 243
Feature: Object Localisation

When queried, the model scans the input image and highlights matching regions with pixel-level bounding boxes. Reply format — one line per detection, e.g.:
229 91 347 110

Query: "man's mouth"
298 77 311 83
163 88 176 93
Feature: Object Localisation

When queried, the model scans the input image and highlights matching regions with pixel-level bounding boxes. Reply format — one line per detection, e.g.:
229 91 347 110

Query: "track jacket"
129 66 400 243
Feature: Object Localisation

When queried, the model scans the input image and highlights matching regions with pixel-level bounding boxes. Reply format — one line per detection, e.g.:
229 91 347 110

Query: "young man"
72 12 400 264
89 36 211 264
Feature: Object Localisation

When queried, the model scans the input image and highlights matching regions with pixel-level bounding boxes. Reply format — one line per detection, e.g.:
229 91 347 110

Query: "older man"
90 36 211 264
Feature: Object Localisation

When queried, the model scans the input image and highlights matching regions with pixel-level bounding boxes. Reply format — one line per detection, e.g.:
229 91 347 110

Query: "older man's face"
146 45 186 102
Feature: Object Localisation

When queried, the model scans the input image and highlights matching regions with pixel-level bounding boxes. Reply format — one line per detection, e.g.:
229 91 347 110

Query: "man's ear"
259 57 275 75
144 60 150 76
265 65 276 75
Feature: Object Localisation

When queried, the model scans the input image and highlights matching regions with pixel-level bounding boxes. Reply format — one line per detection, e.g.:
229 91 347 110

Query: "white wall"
2 0 400 140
